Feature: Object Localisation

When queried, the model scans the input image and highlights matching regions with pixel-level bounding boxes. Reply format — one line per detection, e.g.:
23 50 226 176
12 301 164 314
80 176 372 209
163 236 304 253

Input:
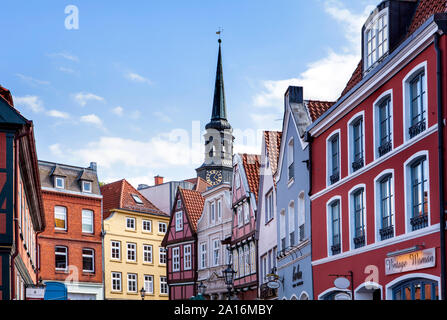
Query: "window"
329 200 341 255
54 206 67 230
244 202 249 223
55 246 67 270
172 247 180 271
364 9 388 71
127 273 137 293
111 272 122 292
127 243 136 262
175 211 183 231
250 242 256 274
410 157 429 231
143 245 153 263
379 174 394 240
82 209 94 233
160 276 168 295
265 190 274 223
233 249 239 278
298 192 305 241
111 241 121 260
132 194 143 204
392 278 438 300
55 177 65 189
238 247 244 278
144 275 154 295
377 96 392 156
82 248 94 273
159 222 167 233
210 202 215 224
404 64 428 140
261 255 267 283
280 209 286 252
142 220 152 232
288 202 295 247
212 239 220 267
200 243 207 269
287 138 294 181
352 188 366 249
126 217 135 230
244 245 250 275
82 180 92 193
217 199 222 221
184 245 192 270
159 247 167 264
235 170 241 189
237 206 243 227
328 133 340 184
350 116 364 172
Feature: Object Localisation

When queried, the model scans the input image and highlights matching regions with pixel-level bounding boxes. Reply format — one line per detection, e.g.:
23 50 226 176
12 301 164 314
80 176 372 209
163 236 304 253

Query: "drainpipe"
435 33 446 301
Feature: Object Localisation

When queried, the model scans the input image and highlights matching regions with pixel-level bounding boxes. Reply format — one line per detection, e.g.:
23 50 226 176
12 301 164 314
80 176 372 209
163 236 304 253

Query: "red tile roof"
183 176 211 193
0 86 14 106
179 187 205 232
101 179 168 219
240 153 261 201
338 0 447 101
264 131 282 176
306 100 336 122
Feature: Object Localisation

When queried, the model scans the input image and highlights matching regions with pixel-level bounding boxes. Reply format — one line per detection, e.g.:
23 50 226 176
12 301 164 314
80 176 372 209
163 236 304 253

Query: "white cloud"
47 109 70 119
112 106 124 116
58 67 76 74
49 143 63 157
125 72 153 85
48 52 79 62
251 0 377 112
80 114 103 127
153 111 172 123
15 74 50 86
13 95 45 113
73 92 105 106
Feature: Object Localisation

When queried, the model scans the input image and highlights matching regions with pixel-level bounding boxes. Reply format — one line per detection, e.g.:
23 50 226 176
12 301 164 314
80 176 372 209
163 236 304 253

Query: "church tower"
196 39 234 187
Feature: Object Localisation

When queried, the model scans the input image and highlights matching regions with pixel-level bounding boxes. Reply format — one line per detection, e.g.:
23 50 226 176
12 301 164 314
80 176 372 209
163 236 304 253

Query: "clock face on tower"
206 170 223 186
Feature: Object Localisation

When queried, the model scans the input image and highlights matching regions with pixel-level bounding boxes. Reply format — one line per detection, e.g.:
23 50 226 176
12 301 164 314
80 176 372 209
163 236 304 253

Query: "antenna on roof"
216 27 223 42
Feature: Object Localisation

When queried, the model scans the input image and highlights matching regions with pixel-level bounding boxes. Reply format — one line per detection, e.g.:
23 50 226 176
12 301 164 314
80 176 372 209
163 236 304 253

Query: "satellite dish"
267 281 280 289
334 277 350 289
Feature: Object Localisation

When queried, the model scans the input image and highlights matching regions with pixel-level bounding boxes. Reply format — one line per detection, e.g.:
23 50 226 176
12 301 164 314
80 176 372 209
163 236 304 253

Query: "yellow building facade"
103 208 169 300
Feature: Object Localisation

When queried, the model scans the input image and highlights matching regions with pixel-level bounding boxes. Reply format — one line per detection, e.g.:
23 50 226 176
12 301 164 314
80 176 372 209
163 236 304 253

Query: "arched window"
288 202 295 247
392 278 438 300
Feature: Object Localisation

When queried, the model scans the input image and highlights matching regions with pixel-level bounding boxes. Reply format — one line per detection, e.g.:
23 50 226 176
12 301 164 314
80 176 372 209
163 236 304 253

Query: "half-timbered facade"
0 86 45 300
162 187 205 300
230 153 260 300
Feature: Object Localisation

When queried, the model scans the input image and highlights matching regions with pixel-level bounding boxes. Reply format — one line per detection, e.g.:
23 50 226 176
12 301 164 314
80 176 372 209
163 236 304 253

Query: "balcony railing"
353 234 365 249
378 140 392 157
299 224 305 241
410 214 428 231
379 225 394 241
352 157 364 172
330 171 339 184
331 243 341 255
409 120 426 139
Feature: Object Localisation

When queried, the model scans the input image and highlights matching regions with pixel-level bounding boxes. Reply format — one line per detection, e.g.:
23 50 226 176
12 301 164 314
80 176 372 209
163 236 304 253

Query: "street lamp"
140 287 146 300
222 264 236 300
198 281 207 297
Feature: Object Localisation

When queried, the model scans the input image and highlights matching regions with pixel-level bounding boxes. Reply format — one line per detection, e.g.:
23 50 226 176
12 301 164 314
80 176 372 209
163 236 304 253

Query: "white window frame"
326 129 341 186
159 247 167 265
250 242 256 274
82 180 92 193
54 206 67 231
55 246 68 271
237 206 243 227
142 219 152 232
132 194 143 204
184 244 192 270
111 241 121 260
143 244 153 263
288 201 295 247
82 209 94 234
200 242 207 269
126 217 136 231
160 276 168 295
326 196 343 257
348 184 367 251
243 201 250 224
210 201 216 224
127 273 137 293
374 169 396 242
55 176 65 189
175 211 183 231
287 137 294 182
265 189 274 223
82 248 95 273
127 242 136 262
217 199 222 222
298 192 305 241
172 247 180 272
364 7 389 71
144 275 154 295
212 239 220 267
158 222 167 234
347 111 366 175
111 272 122 292
402 61 428 142
373 90 394 160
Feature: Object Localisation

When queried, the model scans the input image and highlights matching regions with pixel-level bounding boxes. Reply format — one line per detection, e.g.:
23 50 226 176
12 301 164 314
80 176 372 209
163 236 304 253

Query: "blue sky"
0 0 378 187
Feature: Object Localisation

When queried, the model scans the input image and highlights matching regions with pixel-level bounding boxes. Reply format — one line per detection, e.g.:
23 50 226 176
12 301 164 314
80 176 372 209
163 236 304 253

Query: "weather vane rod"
216 27 223 42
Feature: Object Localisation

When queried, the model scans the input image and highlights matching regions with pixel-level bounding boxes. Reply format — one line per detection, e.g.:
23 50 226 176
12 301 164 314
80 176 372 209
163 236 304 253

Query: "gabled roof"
0 85 27 126
240 153 261 202
306 100 335 122
183 176 211 193
338 0 447 102
178 187 205 232
264 131 282 176
101 179 168 219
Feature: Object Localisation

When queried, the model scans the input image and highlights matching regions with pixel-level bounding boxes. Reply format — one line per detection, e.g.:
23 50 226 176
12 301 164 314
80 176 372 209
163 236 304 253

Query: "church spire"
206 39 231 130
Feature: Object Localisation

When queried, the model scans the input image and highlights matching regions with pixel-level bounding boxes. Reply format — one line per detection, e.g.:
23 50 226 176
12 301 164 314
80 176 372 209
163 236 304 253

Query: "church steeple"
206 39 231 130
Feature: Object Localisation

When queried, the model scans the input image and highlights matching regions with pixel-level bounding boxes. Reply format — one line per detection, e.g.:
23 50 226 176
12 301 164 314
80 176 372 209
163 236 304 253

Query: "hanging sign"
25 286 45 300
385 248 436 275
334 277 350 290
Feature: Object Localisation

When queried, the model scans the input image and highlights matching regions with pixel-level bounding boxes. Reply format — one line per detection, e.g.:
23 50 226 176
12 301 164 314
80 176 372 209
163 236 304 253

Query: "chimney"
154 175 164 185
89 162 97 171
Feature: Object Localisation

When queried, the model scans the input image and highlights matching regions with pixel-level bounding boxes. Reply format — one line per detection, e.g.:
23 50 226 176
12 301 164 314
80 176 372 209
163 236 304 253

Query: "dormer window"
364 8 388 72
132 194 143 204
82 180 92 193
55 177 65 189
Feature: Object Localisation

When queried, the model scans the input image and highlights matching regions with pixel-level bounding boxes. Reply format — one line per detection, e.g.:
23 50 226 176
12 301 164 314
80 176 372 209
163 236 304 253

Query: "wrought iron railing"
409 120 426 138
378 140 392 157
352 157 364 172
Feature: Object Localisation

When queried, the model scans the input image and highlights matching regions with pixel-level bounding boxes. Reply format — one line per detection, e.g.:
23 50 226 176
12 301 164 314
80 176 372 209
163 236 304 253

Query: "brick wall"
38 190 102 284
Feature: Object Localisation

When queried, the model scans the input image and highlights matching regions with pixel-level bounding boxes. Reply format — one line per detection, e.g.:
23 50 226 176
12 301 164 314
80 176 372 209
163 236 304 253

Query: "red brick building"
37 161 103 300
307 0 447 300
0 86 45 300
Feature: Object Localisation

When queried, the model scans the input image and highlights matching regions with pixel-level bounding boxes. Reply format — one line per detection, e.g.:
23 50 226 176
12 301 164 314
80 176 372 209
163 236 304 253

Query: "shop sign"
25 286 45 300
385 248 436 275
